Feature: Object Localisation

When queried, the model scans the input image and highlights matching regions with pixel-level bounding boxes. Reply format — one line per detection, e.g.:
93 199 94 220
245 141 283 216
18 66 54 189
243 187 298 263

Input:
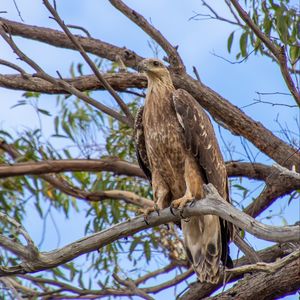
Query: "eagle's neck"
145 73 175 106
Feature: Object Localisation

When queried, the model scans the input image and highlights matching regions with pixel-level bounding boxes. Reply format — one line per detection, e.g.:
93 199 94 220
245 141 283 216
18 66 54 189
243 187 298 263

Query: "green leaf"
37 108 51 116
240 32 248 57
227 31 235 53
276 14 289 44
144 241 151 262
10 100 27 109
289 46 300 65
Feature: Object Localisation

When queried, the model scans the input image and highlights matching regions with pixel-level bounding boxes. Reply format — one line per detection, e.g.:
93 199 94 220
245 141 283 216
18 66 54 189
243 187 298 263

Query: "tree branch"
226 248 300 274
0 72 146 94
0 158 145 179
178 242 298 300
205 256 300 299
0 184 299 277
0 17 143 69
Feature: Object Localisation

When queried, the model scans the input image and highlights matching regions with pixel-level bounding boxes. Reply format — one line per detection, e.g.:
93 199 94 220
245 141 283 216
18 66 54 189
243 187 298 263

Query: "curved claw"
189 198 196 207
169 205 176 216
144 216 150 225
179 208 185 219
154 203 160 216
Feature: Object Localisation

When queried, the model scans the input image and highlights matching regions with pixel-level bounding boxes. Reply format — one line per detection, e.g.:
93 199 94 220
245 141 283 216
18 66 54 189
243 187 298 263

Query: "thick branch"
0 185 299 276
0 73 146 94
244 164 300 218
179 242 298 300
226 249 300 274
0 17 143 69
205 258 300 299
0 158 145 179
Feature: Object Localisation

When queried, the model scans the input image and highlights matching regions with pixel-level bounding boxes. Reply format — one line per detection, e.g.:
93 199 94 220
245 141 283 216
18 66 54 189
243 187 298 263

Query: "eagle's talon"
183 217 191 223
170 206 176 216
139 205 160 225
154 203 160 216
179 208 185 219
189 198 196 207
144 216 150 225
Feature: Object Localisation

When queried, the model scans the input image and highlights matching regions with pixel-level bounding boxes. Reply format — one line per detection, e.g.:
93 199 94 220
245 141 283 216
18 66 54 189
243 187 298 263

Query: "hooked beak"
137 61 148 73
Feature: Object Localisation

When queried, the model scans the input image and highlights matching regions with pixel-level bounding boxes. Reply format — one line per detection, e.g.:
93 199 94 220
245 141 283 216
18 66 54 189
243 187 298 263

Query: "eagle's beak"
137 61 148 73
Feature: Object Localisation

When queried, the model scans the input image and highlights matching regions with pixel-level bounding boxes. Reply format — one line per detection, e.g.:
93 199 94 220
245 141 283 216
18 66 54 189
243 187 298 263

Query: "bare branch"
205 256 300 299
0 185 298 277
113 274 154 300
66 24 91 37
244 163 300 218
0 59 28 77
0 17 143 69
226 248 300 274
0 158 145 179
134 262 178 286
143 268 194 294
0 72 146 94
233 234 261 263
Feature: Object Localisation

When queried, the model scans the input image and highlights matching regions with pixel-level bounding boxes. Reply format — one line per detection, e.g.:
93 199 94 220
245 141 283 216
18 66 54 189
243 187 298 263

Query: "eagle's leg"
140 171 170 223
171 156 203 211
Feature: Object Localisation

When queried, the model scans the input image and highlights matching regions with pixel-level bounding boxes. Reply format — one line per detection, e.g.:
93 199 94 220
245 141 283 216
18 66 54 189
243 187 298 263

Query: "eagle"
134 58 233 283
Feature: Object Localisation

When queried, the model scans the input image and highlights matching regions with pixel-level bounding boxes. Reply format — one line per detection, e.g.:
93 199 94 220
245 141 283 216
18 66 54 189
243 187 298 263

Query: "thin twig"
113 274 154 300
0 59 28 77
12 0 24 22
66 24 91 37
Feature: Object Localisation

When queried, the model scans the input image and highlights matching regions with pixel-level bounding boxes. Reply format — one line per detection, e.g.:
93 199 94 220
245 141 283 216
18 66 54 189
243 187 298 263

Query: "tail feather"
182 215 222 284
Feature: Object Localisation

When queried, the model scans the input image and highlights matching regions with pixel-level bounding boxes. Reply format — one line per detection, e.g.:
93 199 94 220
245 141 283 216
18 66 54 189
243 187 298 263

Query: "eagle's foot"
139 204 160 225
171 196 194 210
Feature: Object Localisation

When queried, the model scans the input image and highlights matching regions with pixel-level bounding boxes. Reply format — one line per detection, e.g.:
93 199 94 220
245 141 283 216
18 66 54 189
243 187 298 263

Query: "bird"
134 58 233 283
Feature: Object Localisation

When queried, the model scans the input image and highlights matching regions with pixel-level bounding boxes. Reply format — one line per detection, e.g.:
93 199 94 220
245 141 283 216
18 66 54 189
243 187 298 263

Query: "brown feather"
134 58 233 283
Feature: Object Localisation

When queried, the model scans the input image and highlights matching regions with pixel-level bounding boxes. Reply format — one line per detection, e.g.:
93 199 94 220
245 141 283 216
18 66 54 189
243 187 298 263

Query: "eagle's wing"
172 89 233 268
134 106 152 183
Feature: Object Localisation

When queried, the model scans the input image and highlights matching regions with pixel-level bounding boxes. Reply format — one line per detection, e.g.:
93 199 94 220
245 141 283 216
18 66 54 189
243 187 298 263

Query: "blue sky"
0 1 299 299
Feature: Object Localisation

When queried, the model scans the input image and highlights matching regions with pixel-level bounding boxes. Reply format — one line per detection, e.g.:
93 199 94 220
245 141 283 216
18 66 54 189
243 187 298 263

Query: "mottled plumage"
134 58 233 283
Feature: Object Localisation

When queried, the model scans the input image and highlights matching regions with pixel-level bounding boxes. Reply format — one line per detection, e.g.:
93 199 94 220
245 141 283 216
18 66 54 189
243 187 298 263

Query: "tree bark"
179 242 298 300
205 258 300 300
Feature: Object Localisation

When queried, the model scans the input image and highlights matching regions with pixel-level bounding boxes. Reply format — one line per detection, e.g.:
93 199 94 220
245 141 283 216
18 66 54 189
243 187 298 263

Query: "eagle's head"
138 58 172 84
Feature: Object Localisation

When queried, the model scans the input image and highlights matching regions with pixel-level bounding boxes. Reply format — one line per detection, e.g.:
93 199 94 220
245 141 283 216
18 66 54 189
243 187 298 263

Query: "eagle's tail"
182 214 222 284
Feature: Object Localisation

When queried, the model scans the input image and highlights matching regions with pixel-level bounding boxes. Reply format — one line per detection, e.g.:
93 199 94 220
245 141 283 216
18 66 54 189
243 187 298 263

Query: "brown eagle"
134 58 233 283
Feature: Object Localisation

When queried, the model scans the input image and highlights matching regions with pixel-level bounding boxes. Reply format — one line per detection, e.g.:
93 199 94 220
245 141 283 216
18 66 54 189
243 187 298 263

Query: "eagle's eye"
153 61 160 67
